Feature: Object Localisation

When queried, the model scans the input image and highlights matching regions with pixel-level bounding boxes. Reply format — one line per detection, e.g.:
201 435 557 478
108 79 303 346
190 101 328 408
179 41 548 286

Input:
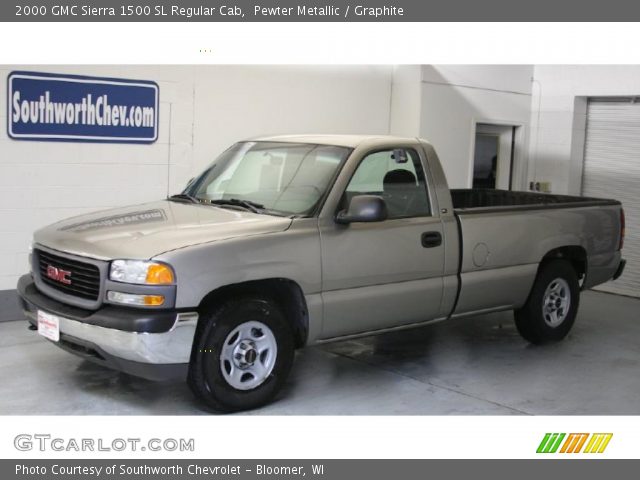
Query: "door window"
344 148 431 218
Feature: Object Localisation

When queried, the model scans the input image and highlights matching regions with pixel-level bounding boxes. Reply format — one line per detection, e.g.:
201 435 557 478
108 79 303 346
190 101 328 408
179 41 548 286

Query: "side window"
344 148 431 218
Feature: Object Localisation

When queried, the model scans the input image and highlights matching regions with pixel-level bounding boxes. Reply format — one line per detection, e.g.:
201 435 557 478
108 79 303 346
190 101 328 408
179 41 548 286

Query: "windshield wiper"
167 193 200 204
207 198 266 214
169 194 270 214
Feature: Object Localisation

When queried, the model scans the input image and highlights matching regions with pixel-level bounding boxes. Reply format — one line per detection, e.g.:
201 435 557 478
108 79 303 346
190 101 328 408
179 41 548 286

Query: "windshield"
185 141 351 216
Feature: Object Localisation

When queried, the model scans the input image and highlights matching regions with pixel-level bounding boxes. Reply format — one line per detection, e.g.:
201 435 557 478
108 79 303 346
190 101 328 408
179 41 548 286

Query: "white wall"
389 65 533 188
418 65 533 188
529 65 640 194
389 65 422 137
190 66 392 190
0 65 392 290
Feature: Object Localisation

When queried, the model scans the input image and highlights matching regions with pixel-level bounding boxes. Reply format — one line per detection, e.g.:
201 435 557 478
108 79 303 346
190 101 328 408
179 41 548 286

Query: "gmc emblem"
46 265 71 285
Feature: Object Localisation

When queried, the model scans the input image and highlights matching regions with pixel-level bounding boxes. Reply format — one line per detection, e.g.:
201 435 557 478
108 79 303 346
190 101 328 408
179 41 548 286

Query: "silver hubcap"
543 278 571 327
220 321 277 390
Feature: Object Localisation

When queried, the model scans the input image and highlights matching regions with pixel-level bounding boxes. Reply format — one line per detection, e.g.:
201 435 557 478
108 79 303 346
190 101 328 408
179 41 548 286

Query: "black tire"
188 296 294 412
514 259 580 344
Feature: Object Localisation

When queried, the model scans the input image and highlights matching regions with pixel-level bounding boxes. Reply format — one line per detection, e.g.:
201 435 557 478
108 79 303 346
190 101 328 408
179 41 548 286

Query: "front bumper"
18 275 198 381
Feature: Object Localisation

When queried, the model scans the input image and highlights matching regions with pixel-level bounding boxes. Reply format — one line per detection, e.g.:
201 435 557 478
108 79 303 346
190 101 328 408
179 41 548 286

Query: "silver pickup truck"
18 135 626 411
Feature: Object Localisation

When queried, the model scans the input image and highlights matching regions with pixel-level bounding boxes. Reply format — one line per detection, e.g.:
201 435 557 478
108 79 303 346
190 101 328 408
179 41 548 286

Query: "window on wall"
344 148 431 218
472 124 516 190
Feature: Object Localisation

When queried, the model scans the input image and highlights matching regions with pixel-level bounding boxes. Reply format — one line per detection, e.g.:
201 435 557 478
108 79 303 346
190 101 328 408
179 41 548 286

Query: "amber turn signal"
145 264 175 284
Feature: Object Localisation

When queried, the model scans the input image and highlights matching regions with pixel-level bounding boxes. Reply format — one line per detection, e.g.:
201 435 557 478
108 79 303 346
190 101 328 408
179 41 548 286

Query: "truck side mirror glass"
336 195 388 224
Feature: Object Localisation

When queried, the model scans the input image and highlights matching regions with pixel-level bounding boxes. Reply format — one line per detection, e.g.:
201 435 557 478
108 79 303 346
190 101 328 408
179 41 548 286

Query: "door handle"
421 231 442 248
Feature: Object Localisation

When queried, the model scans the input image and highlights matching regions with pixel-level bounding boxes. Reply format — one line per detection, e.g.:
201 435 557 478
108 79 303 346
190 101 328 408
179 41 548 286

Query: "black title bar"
4 0 640 21
4 459 640 479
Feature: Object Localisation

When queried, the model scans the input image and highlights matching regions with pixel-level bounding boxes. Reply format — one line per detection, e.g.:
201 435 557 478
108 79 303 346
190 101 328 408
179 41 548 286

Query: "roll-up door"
583 98 640 297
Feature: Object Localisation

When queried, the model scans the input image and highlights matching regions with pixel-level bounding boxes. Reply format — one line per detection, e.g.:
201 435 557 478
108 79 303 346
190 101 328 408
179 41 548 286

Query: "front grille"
36 249 101 301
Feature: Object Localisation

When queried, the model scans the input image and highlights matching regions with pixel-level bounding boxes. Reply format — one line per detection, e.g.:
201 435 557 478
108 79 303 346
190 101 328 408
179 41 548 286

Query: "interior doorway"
472 123 516 190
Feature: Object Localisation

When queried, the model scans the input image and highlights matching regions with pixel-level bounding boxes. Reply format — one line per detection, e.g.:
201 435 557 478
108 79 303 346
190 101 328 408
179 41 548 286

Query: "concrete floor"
1 290 639 415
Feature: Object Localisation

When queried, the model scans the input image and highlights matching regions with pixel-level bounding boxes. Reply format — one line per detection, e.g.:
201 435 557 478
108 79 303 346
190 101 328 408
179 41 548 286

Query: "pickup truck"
18 135 626 412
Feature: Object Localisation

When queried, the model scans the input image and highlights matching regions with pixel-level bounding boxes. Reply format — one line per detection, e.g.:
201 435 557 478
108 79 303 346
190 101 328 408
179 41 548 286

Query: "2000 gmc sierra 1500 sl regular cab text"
17 135 626 411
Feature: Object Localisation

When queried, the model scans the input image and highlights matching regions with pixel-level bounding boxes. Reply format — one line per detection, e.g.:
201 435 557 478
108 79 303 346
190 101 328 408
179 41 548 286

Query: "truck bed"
451 189 619 213
448 188 622 318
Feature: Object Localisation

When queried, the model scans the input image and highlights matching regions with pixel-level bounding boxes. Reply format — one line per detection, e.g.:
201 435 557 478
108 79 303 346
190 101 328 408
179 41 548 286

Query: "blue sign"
7 71 159 143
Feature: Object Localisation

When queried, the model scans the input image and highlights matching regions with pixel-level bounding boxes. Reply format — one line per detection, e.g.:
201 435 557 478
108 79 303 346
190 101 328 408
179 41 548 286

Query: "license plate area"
37 310 60 342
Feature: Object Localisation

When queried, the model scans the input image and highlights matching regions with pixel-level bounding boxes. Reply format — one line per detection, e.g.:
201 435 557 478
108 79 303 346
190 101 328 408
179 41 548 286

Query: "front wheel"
188 297 295 412
514 259 580 344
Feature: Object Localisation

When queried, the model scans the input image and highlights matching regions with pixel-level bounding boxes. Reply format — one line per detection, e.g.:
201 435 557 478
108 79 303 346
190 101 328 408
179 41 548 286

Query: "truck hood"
34 200 293 260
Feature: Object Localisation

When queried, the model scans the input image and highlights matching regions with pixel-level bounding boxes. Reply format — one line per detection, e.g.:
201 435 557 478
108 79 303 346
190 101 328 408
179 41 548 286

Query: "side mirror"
336 195 388 224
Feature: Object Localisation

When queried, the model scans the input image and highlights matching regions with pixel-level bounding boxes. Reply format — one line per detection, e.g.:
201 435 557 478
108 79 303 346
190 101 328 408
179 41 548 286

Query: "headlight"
109 260 175 285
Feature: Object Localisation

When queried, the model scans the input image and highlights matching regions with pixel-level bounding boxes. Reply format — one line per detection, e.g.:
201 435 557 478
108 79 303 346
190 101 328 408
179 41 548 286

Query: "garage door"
583 98 639 297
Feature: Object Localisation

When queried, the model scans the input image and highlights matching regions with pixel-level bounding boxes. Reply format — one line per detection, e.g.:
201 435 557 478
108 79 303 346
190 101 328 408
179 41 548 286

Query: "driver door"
319 147 446 339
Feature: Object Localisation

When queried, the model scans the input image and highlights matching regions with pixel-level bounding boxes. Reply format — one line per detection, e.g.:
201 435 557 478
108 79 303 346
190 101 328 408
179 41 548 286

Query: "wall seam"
386 67 394 134
421 80 531 97
165 102 173 196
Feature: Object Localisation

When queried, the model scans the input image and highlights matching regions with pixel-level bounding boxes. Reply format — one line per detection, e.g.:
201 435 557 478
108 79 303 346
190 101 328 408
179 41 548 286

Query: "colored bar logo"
537 433 612 454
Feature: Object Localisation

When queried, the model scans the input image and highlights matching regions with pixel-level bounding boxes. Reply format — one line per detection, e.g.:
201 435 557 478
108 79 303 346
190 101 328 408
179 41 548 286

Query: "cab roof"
246 134 422 148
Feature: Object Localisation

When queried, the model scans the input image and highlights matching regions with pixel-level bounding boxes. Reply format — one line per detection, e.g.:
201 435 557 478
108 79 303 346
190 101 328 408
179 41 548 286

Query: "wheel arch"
197 278 309 348
540 246 587 283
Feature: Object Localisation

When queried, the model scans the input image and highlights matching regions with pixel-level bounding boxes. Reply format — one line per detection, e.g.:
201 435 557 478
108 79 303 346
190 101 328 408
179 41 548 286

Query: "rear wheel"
188 297 294 412
514 259 580 344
